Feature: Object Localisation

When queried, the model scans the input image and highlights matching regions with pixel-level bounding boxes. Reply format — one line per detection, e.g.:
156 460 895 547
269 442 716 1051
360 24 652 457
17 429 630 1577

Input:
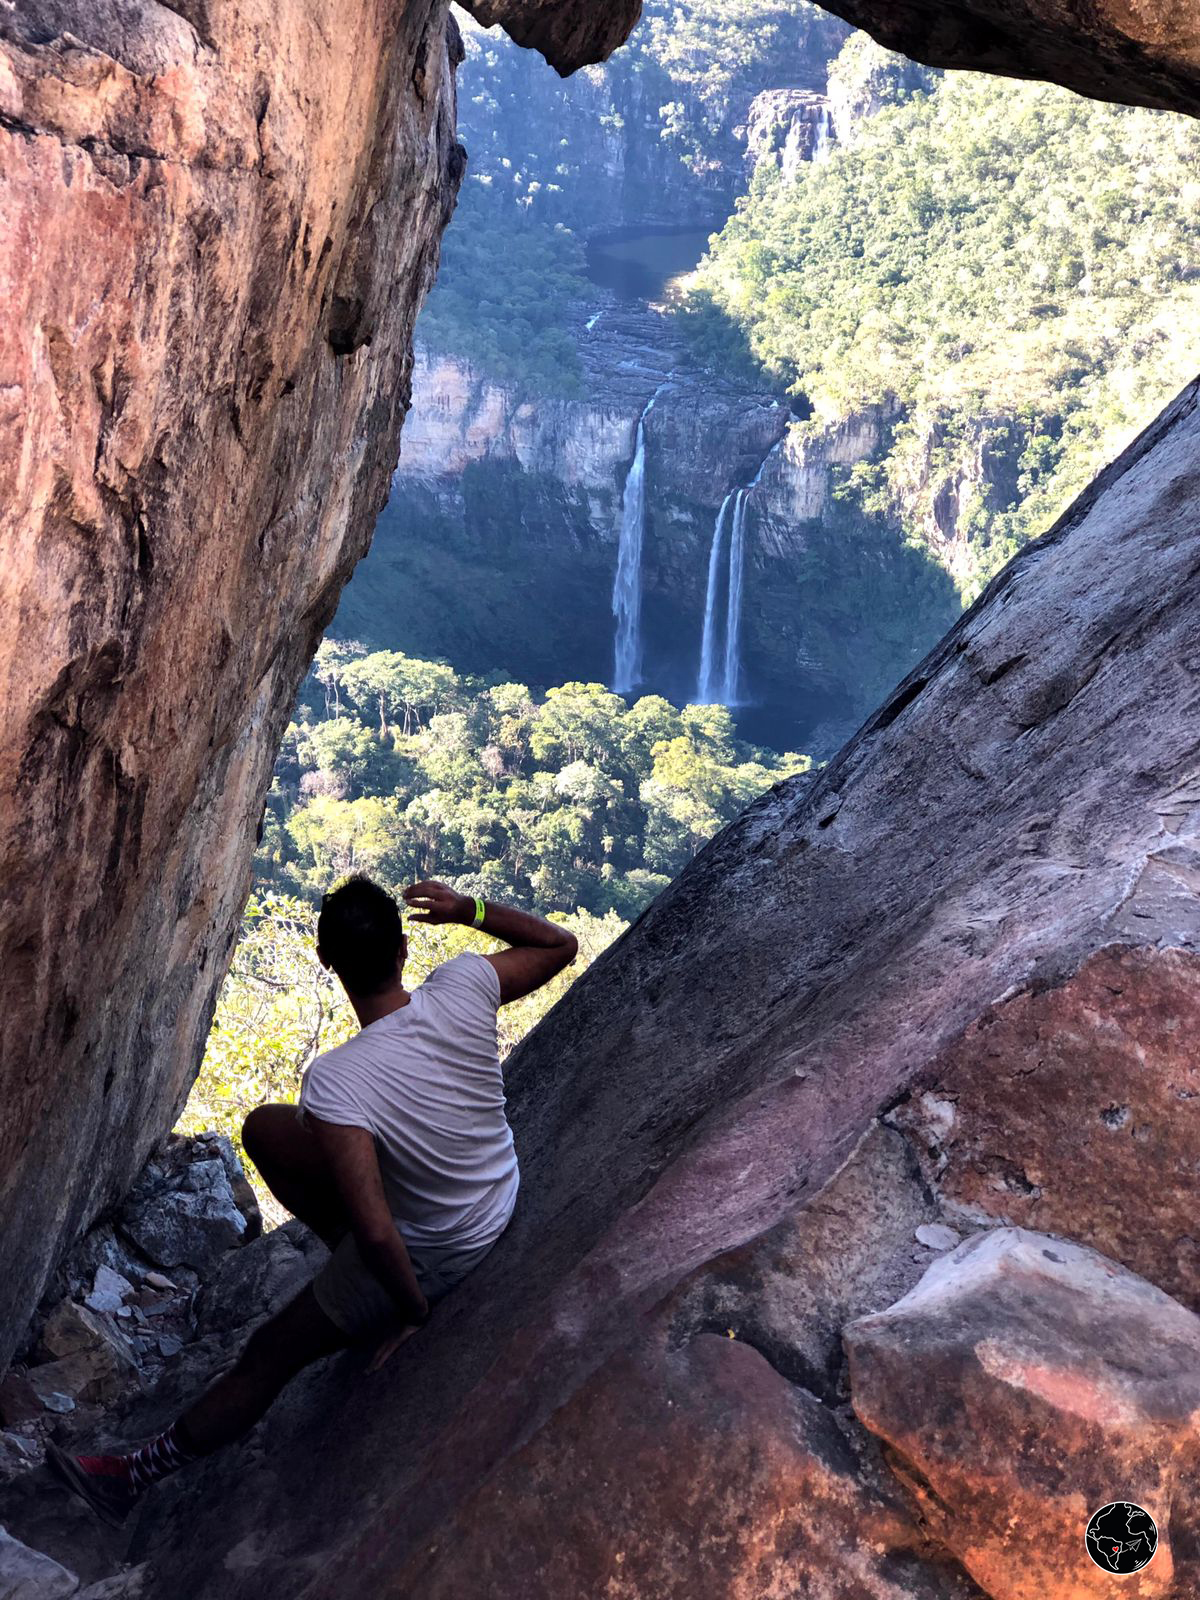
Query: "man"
49 876 577 1526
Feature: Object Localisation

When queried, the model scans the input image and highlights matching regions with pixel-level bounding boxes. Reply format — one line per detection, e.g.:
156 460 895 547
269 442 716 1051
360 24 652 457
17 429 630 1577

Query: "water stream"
696 437 785 705
612 383 670 694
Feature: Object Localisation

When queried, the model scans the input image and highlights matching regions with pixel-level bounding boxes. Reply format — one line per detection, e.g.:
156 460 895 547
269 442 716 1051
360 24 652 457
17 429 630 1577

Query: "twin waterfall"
612 383 669 695
611 382 782 709
697 439 783 706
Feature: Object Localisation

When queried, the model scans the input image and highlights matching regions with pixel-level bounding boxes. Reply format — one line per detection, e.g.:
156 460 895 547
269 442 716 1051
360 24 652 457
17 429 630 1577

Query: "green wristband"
472 896 486 929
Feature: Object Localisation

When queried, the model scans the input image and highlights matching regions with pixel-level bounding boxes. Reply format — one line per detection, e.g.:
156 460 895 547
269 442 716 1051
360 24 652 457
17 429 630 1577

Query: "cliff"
0 0 635 1377
455 3 851 234
341 319 959 749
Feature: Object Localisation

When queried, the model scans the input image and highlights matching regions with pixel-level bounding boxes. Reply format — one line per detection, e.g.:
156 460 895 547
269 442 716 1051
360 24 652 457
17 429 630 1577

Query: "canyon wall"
347 327 961 750
0 0 631 1376
455 2 850 233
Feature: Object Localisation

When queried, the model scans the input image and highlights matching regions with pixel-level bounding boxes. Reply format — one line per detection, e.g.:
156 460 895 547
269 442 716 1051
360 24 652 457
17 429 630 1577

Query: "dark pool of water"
585 226 715 303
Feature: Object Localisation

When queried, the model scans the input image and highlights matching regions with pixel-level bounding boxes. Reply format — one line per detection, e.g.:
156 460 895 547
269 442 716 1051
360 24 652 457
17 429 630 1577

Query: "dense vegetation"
258 642 810 919
419 1 845 390
421 182 588 393
682 65 1200 591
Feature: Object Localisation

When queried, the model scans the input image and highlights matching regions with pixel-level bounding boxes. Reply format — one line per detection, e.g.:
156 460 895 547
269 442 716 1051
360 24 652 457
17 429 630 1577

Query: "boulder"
393 1332 985 1599
0 0 460 1373
846 1229 1200 1599
81 1272 134 1319
889 945 1200 1310
119 376 1200 1599
117 1163 246 1276
458 1 642 72
0 1526 78 1599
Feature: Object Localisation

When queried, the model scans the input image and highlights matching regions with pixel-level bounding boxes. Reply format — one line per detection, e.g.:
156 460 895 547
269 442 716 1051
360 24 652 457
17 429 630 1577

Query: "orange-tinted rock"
818 0 1200 115
847 1229 1200 1600
394 1331 985 1599
0 0 624 1372
891 946 1200 1309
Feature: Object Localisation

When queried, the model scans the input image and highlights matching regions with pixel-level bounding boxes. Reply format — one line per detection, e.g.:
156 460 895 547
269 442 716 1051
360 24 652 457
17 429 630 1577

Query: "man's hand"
403 881 472 926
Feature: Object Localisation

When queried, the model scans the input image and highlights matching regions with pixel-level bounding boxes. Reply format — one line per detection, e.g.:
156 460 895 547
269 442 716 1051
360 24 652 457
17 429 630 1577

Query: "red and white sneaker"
46 1442 143 1527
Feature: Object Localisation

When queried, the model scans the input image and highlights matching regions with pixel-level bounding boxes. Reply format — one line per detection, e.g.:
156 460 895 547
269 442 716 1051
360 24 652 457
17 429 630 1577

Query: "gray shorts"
312 1229 498 1339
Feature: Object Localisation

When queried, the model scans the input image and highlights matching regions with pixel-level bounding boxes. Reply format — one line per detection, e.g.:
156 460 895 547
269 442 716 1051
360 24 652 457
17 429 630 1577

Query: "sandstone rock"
0 0 464 1374
36 1304 131 1368
818 0 1200 115
890 945 1200 1309
393 1332 984 1599
195 1222 327 1338
846 1229 1200 1599
915 1223 961 1251
115 378 1200 1598
665 1122 936 1400
0 1527 78 1600
459 1 642 73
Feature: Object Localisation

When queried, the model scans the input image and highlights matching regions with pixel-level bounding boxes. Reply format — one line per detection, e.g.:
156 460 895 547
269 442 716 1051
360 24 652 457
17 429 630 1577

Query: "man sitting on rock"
49 875 577 1525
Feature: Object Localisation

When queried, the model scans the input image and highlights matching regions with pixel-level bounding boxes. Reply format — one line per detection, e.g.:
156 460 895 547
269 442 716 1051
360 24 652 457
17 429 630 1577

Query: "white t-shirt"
299 953 518 1252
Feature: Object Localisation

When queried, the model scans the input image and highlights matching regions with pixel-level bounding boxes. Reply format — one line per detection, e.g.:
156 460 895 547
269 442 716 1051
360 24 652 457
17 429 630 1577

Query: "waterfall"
696 436 786 706
812 103 833 163
612 383 668 695
721 490 750 706
697 491 735 703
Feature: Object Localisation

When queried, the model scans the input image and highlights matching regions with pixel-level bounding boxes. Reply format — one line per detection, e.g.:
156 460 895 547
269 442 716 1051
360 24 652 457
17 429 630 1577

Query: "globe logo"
1085 1502 1159 1574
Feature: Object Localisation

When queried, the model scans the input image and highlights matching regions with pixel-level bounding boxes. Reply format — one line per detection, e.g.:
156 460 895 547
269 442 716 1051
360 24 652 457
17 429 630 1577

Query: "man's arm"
305 1117 428 1326
403 880 578 1004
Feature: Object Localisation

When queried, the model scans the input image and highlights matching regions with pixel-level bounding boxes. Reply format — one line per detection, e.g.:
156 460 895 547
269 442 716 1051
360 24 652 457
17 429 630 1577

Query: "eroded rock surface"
818 0 1200 114
847 1229 1200 1598
151 374 1192 1599
393 1331 985 1600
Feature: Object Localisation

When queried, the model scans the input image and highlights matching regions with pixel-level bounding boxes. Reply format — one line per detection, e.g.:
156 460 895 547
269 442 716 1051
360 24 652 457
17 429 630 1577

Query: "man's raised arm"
403 880 578 1003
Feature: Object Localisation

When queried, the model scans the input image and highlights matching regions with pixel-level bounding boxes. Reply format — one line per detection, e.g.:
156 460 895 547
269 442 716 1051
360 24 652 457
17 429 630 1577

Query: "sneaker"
46 1442 142 1527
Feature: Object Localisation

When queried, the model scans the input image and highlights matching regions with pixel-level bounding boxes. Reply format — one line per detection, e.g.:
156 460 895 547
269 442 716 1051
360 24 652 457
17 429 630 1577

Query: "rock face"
0 0 621 1376
453 4 851 235
818 0 1200 114
847 1229 1200 1598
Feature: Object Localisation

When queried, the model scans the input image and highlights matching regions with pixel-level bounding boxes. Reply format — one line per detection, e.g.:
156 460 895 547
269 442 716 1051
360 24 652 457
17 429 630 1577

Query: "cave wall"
0 0 639 1375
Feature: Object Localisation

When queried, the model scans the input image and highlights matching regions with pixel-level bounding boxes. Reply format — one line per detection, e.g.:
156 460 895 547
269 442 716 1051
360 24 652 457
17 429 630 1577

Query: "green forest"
259 641 809 919
682 62 1200 592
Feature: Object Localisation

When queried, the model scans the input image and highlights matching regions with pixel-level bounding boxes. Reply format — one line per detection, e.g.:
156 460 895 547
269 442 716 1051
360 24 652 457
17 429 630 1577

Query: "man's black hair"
317 875 404 996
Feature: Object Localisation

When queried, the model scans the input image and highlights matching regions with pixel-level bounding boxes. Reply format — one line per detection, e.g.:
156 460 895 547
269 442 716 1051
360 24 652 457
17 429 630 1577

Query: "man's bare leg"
181 1285 347 1451
242 1103 349 1248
